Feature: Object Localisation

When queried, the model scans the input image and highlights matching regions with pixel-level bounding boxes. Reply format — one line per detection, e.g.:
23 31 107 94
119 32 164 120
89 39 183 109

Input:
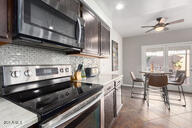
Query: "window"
168 49 190 77
145 51 164 72
142 43 192 88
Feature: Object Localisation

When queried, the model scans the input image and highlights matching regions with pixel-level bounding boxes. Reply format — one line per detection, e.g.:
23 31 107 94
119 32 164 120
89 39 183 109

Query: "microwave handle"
77 18 82 44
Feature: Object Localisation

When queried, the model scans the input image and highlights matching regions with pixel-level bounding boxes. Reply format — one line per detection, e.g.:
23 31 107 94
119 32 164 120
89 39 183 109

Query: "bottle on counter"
81 65 87 80
150 64 154 72
74 64 82 81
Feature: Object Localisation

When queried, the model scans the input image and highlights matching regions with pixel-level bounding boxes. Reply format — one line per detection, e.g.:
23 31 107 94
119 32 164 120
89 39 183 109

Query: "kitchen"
1 0 192 128
0 0 123 128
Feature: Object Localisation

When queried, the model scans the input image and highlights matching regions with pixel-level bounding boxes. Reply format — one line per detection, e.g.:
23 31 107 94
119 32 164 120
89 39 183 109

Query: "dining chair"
147 74 170 110
130 72 144 98
169 70 186 80
168 73 187 107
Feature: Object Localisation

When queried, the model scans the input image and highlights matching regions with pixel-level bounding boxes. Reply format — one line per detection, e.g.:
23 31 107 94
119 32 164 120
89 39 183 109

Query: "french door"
142 42 192 92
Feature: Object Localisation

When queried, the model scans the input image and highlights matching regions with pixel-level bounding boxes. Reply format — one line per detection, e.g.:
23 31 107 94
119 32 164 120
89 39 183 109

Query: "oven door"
58 101 101 128
15 0 84 49
40 92 104 128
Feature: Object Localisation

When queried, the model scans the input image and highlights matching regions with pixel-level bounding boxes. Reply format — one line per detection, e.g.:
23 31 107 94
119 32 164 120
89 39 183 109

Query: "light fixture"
116 3 124 10
155 27 164 32
49 26 54 30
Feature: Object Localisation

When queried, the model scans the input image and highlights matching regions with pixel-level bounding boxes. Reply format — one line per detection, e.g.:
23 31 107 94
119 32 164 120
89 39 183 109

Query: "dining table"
140 71 172 100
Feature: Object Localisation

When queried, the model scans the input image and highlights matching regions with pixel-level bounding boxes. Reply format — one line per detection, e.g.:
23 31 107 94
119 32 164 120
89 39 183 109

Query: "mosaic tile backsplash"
0 44 100 72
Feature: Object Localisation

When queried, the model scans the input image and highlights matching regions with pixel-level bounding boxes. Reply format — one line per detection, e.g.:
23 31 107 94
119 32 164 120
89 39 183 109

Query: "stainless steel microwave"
13 0 84 51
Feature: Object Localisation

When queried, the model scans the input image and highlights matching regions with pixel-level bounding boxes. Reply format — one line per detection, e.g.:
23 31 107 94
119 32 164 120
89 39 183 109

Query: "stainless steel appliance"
85 67 99 77
114 78 123 116
0 65 104 128
13 0 84 51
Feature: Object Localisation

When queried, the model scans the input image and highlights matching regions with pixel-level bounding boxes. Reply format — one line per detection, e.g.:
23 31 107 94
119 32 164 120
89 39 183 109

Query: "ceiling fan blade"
145 28 155 33
166 19 184 25
141 26 154 28
159 17 166 23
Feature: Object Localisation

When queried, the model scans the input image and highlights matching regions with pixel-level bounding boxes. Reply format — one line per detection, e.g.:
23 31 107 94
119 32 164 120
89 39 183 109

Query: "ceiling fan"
141 17 184 33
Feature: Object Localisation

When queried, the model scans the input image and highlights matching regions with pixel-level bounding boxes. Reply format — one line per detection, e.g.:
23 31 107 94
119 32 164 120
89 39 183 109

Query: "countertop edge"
76 74 123 85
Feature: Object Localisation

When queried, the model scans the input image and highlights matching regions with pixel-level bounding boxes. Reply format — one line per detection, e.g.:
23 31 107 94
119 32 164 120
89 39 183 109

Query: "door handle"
77 18 82 44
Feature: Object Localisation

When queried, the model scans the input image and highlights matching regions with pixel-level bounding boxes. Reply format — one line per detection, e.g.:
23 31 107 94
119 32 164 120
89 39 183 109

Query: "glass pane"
76 105 100 128
168 50 186 73
145 51 164 72
168 49 190 84
24 0 75 38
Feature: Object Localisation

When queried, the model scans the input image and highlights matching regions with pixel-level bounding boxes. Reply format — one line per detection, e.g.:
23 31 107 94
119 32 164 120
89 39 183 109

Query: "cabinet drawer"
104 82 114 96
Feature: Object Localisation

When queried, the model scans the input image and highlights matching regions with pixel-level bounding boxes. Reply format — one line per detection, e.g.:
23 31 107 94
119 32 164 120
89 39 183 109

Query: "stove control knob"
24 70 32 77
65 68 69 72
60 68 64 73
65 92 69 96
11 71 20 78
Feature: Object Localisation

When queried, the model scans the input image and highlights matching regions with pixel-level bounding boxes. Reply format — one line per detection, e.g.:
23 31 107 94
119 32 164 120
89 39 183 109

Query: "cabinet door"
59 0 80 20
0 0 10 44
104 89 115 128
82 7 99 55
100 23 110 56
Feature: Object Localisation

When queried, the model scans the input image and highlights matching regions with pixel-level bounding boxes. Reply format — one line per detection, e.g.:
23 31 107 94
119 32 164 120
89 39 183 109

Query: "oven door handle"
40 92 103 128
77 18 82 44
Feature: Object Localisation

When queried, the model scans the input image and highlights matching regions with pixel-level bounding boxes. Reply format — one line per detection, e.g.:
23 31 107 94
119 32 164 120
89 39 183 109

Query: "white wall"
123 28 192 84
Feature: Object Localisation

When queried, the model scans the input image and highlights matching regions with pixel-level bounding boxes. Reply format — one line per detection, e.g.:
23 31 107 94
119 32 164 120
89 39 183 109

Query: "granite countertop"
0 98 38 128
79 74 123 85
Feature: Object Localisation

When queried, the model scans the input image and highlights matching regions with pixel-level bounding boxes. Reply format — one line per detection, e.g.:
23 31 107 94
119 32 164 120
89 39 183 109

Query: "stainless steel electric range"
0 65 104 128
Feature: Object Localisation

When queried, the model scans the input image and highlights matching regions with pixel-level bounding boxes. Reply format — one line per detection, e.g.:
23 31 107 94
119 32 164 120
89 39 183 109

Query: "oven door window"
58 102 101 128
21 0 81 45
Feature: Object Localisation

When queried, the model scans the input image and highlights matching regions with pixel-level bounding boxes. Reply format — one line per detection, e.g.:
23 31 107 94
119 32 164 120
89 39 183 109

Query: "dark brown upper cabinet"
100 22 110 57
81 6 100 56
0 0 11 45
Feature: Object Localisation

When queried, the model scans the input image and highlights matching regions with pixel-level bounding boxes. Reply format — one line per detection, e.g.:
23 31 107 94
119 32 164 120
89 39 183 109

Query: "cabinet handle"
77 18 82 44
107 86 111 91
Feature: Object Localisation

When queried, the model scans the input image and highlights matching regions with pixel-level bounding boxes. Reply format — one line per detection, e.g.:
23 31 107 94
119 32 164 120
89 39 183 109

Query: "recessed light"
116 3 124 10
49 26 54 30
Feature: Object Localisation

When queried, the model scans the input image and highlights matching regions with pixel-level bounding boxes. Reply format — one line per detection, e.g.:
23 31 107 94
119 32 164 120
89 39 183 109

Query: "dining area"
130 70 187 110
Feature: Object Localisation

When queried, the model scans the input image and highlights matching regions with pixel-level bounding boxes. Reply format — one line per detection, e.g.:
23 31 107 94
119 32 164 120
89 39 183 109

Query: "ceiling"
93 0 192 37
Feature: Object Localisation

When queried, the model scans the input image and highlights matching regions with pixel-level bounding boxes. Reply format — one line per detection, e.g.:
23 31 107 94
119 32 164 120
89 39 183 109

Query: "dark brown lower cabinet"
104 89 115 128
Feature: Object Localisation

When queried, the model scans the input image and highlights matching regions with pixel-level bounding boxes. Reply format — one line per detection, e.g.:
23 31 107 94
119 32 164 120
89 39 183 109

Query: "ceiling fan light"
155 27 164 32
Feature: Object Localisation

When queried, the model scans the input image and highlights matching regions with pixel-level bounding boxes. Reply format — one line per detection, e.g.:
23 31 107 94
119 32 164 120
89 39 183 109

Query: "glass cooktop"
6 81 103 120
